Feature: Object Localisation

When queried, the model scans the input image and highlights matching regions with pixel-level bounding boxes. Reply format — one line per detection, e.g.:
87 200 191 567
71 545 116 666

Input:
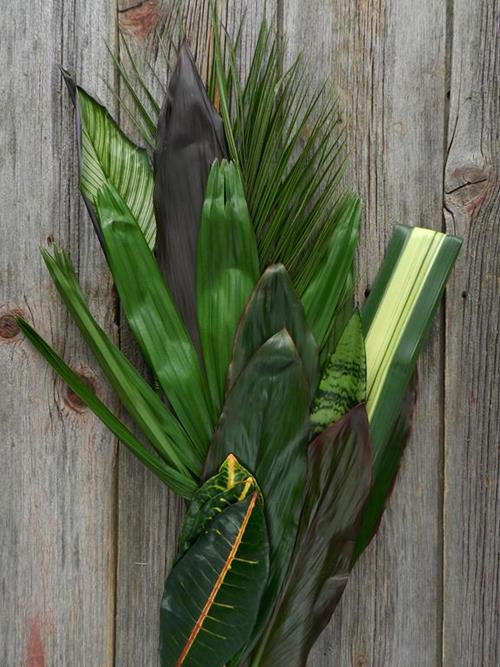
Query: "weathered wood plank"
284 1 448 664
443 0 500 664
112 2 277 665
0 2 118 665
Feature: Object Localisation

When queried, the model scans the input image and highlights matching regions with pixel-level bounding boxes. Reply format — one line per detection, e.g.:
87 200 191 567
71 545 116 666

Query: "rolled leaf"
205 330 310 636
160 492 269 667
310 310 366 433
95 183 213 460
17 319 196 497
363 225 462 473
178 454 257 559
41 246 199 476
301 195 361 352
227 265 319 401
62 70 155 248
154 41 228 348
256 404 372 667
353 377 417 562
197 160 259 418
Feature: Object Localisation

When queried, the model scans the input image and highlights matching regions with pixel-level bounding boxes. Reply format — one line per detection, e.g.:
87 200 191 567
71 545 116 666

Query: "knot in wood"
63 370 96 413
0 310 24 341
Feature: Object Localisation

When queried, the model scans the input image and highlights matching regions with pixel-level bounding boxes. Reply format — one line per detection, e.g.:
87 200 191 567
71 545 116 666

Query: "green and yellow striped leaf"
197 160 259 419
160 491 269 666
62 71 155 248
310 310 366 433
363 225 462 472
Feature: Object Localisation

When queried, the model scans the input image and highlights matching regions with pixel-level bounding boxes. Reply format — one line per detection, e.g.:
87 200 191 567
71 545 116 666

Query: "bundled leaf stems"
19 15 461 667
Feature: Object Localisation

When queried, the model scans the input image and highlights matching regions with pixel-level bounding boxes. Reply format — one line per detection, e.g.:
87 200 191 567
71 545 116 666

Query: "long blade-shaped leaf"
95 183 213 459
353 378 417 562
17 319 196 497
62 70 156 248
255 404 372 667
154 41 228 347
160 492 269 667
310 310 366 433
227 265 319 401
301 195 361 351
41 246 200 476
205 330 310 637
363 225 462 472
197 160 259 417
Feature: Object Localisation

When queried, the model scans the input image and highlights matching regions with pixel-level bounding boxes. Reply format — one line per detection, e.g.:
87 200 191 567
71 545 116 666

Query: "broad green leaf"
62 70 155 248
160 492 269 667
363 225 462 473
301 195 361 351
197 160 259 418
227 265 319 401
255 404 372 667
310 310 366 433
41 246 200 476
178 454 257 559
154 42 228 348
95 183 213 460
17 319 196 497
205 330 310 638
353 378 417 562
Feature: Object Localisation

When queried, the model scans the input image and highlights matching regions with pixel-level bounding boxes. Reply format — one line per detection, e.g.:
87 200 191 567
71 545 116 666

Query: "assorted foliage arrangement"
18 15 461 667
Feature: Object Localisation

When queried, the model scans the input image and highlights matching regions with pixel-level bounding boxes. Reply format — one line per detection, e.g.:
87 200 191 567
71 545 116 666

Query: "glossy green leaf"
197 160 259 418
363 225 462 473
227 265 319 401
205 330 310 638
95 183 213 460
310 310 366 433
41 246 200 476
154 42 228 347
177 454 257 559
353 378 417 562
301 195 361 351
160 492 269 667
17 319 196 497
62 70 156 248
255 404 372 667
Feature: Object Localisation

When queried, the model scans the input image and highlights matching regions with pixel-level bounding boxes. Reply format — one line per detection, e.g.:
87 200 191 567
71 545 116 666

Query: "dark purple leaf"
154 41 228 348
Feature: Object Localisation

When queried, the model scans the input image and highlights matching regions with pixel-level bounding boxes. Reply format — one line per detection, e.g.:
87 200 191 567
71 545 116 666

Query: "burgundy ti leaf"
255 404 372 667
154 41 228 348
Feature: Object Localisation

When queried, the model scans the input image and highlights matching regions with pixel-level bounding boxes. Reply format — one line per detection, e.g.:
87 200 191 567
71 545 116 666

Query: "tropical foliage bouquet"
18 15 461 667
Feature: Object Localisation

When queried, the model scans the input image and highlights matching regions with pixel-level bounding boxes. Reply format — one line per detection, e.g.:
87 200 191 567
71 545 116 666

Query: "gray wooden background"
1 1 498 665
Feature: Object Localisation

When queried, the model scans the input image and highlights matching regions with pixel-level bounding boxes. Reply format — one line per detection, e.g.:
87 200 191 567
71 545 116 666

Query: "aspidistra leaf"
227 265 319 401
310 310 366 433
62 70 156 248
205 330 310 635
96 183 213 460
41 246 199 476
160 492 269 667
301 195 361 352
197 160 259 418
257 404 372 667
154 41 228 348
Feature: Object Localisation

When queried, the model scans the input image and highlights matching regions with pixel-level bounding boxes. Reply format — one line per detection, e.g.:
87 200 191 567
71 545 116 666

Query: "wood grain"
443 0 500 664
284 0 449 664
0 1 118 665
1 0 498 665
